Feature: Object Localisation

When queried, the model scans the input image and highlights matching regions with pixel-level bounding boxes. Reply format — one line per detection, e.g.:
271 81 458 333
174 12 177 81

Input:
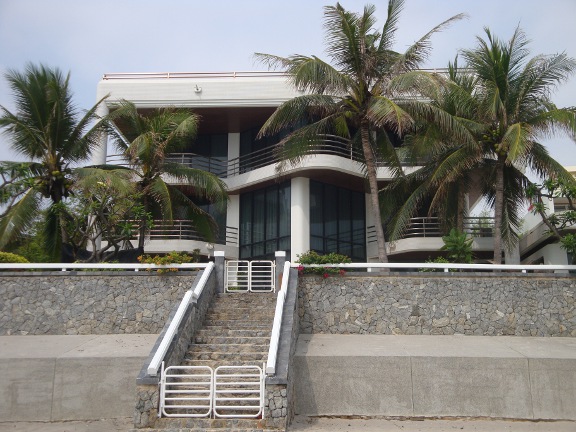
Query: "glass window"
309 180 366 261
239 182 291 260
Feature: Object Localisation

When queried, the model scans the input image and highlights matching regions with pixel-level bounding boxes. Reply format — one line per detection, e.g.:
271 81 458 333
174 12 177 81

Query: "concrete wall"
0 334 157 422
298 273 576 336
294 334 576 420
0 272 199 336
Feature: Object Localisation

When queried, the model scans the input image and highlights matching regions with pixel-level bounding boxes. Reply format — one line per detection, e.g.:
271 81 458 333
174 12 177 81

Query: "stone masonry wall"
0 272 198 335
299 273 576 336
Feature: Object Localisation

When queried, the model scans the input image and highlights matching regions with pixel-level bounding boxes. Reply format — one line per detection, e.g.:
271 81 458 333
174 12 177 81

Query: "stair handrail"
266 260 291 375
147 261 215 376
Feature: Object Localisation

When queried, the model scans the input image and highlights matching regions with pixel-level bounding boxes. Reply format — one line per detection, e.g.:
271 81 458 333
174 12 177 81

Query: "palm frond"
0 187 42 248
394 13 467 72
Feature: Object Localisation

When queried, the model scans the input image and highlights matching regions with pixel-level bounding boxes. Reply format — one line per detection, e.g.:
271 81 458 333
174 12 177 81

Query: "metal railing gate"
225 260 275 292
159 363 264 419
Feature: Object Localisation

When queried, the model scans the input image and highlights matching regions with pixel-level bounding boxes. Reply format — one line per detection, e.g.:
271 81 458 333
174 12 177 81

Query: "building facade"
95 71 496 262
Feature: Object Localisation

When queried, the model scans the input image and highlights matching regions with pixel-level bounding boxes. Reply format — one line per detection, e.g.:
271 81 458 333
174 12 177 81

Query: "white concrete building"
95 71 497 262
519 167 576 265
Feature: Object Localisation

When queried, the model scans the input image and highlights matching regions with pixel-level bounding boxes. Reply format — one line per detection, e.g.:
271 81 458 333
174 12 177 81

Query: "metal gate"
159 363 264 419
159 365 213 418
225 260 275 292
214 365 265 418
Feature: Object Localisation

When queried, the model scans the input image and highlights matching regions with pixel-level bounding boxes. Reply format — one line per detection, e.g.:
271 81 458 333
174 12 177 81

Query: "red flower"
323 272 329 279
339 269 346 276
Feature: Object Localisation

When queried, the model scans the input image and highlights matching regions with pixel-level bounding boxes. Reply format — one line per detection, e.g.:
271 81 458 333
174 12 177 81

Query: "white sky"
0 0 575 164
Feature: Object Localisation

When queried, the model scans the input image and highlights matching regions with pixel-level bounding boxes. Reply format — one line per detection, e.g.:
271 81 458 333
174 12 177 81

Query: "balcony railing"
368 216 495 243
106 136 425 179
128 220 238 246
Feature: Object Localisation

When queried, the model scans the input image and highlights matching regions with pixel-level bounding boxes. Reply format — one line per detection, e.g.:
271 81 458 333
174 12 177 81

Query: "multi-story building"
520 167 576 265
95 71 497 262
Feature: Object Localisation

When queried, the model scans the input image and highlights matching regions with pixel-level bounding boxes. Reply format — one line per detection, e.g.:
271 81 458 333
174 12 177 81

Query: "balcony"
117 220 238 256
106 136 426 181
367 216 495 259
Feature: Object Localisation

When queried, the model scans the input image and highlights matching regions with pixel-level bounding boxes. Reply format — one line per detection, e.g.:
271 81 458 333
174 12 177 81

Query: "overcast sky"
1 0 575 165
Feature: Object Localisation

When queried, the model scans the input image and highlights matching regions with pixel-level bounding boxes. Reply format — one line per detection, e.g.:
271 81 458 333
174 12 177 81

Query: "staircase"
152 292 280 432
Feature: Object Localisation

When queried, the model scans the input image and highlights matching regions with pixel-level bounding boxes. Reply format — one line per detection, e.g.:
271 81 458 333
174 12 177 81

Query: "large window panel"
309 180 366 261
239 182 291 260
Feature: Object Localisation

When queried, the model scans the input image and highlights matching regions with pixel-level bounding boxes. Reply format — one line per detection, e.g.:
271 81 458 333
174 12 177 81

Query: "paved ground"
1 417 575 432
0 418 133 432
289 416 576 431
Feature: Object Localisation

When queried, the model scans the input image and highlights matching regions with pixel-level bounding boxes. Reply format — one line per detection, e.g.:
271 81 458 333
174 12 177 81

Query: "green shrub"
296 250 351 278
0 251 30 264
420 256 453 272
138 250 200 273
441 228 473 264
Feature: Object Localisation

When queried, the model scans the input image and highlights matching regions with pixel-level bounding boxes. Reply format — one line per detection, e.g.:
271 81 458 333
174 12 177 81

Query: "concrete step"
203 320 272 328
205 310 275 319
196 328 271 338
134 415 281 430
182 359 266 368
195 335 270 345
185 351 267 362
188 344 269 354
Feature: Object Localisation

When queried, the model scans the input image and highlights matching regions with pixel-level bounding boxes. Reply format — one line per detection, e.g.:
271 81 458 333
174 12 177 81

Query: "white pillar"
227 132 240 177
291 177 310 260
92 102 109 165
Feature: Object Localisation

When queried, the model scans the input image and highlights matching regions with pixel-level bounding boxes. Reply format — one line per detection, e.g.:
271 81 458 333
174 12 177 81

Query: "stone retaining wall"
0 272 198 335
299 273 576 336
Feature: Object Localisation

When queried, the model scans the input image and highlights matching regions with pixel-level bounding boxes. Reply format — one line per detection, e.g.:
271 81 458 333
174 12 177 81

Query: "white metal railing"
147 262 214 376
266 261 291 375
101 68 450 81
225 260 275 292
293 262 576 273
159 364 264 419
0 263 207 272
159 364 213 418
102 71 288 80
213 365 265 419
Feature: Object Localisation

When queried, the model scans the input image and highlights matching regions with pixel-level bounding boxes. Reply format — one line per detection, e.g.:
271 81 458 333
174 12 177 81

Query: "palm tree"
255 1 465 262
0 63 108 259
388 28 576 263
107 101 228 250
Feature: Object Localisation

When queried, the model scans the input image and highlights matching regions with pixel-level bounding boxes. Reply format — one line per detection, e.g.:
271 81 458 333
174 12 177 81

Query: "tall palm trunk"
493 157 505 264
361 120 388 263
456 187 465 232
138 193 148 250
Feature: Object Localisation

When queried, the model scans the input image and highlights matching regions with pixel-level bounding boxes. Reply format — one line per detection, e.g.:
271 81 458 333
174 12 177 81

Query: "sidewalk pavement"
289 416 576 431
1 417 575 432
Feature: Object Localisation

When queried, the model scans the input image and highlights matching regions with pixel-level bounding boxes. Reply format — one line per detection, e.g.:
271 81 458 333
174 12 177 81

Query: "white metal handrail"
294 262 576 273
266 261 291 375
147 262 214 376
0 263 207 271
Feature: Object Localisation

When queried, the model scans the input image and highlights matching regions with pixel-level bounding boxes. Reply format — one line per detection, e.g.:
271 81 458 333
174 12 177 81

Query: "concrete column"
275 251 286 291
92 102 109 166
227 132 240 177
214 251 225 293
291 177 310 261
227 195 240 248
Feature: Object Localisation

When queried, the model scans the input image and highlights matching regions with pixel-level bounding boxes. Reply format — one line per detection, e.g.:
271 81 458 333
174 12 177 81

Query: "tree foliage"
58 168 153 262
0 63 108 259
527 178 576 262
256 0 465 263
106 101 229 250
386 28 576 263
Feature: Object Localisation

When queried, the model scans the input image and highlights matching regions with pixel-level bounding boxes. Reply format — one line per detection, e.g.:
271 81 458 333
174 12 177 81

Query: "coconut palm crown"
106 101 229 250
0 63 108 258
255 0 465 262
389 27 576 264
